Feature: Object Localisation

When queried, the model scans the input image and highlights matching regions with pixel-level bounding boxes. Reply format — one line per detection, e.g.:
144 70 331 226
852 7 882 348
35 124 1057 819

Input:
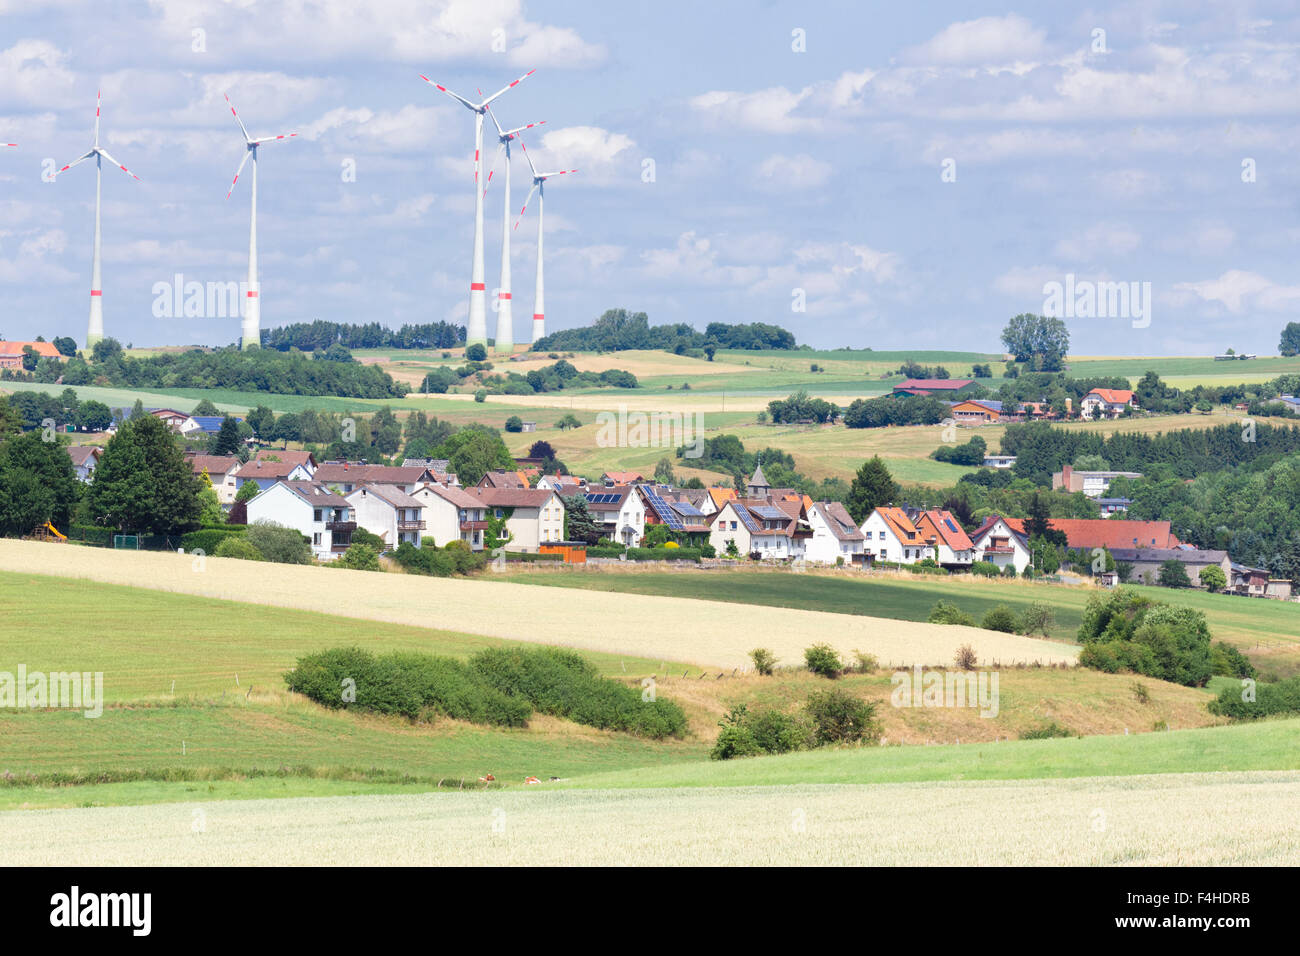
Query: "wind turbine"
55 91 140 350
223 93 297 350
419 69 534 351
514 138 576 345
483 108 545 354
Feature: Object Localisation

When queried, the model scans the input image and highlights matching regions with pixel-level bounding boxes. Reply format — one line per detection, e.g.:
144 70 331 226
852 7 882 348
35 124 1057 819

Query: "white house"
411 482 488 550
911 509 976 568
189 454 242 504
235 454 314 493
346 483 426 548
860 507 930 564
583 486 645 547
709 499 808 560
1052 464 1143 499
472 487 566 552
983 454 1016 469
969 515 1032 574
65 445 102 483
246 481 355 561
804 501 866 565
1080 388 1136 421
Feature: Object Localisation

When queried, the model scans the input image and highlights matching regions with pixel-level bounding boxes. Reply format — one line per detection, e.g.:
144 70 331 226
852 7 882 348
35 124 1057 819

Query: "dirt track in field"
0 540 1078 670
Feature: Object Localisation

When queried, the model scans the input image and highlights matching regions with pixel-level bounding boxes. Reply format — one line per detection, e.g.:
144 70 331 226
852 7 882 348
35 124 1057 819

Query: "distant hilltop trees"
531 309 798 353
260 320 465 352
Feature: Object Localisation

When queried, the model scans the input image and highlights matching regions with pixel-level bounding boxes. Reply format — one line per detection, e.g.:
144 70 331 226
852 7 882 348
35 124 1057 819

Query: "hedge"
626 546 703 562
1208 676 1300 720
503 551 564 562
180 527 249 554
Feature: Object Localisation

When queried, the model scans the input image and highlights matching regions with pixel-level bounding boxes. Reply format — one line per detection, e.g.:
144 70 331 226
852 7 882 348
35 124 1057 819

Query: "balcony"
397 519 426 531
460 520 488 531
326 520 357 533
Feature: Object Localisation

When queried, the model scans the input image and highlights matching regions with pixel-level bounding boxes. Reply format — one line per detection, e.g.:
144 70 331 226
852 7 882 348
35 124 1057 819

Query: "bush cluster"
928 600 976 627
393 540 486 576
285 646 687 738
1208 676 1300 720
1076 588 1213 686
710 689 881 760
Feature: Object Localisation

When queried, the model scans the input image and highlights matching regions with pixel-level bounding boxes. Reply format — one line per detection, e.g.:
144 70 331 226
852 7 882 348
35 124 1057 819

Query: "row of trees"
260 320 464 352
532 309 797 353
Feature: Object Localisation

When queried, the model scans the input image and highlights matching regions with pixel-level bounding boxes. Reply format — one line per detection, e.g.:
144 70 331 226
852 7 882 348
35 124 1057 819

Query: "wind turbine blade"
96 149 141 181
226 150 252 199
253 133 297 144
55 150 97 176
513 182 539 231
419 75 476 111
485 102 506 138
93 90 101 145
224 93 252 141
504 120 545 138
540 169 577 178
518 137 540 178
483 142 506 198
2 143 15 148
481 68 535 106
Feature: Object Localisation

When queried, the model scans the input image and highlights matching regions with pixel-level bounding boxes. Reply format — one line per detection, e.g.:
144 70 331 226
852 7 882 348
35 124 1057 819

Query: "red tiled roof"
0 341 62 358
873 506 922 543
602 470 645 484
65 445 101 468
1086 388 1134 405
237 457 311 479
189 454 240 477
1003 518 1179 550
914 510 974 551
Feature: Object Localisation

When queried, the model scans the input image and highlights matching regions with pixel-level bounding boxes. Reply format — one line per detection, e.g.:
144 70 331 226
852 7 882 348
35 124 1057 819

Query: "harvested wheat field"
0 540 1077 669
4 771 1295 865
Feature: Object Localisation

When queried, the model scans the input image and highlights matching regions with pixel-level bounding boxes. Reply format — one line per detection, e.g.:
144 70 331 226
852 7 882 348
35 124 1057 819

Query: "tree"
85 413 202 535
562 494 601 544
0 432 80 535
52 336 77 357
1199 565 1226 593
654 456 675 485
504 415 524 433
191 399 221 416
1280 322 1300 357
246 520 312 564
466 343 488 362
555 413 581 430
845 456 898 523
75 400 112 432
91 337 124 363
235 479 261 503
245 404 276 439
209 416 243 456
1158 559 1192 589
431 426 513 486
196 471 225 525
1000 314 1070 371
368 405 402 455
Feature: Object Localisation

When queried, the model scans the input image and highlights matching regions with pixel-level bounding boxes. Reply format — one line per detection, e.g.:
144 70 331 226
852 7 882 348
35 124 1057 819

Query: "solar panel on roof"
673 503 704 517
944 518 959 533
643 487 684 530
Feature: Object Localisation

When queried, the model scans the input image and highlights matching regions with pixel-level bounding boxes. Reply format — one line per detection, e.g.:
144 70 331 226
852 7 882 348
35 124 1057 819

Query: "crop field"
0 541 1079 669
498 564 1300 668
5 769 1297 865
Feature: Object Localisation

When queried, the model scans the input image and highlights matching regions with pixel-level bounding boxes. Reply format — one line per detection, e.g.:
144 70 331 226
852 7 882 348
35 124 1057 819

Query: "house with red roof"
0 341 62 369
1001 517 1180 551
912 509 976 567
860 506 929 564
970 515 1032 574
1080 388 1136 420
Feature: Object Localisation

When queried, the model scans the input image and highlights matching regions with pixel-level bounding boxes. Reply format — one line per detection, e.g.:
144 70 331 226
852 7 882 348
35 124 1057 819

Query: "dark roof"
277 481 350 507
472 487 560 508
896 378 976 390
813 501 865 541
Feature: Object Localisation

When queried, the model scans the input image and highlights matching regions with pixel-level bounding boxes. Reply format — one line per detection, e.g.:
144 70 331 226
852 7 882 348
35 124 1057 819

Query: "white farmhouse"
412 482 489 550
804 501 866 565
346 483 426 548
246 481 355 561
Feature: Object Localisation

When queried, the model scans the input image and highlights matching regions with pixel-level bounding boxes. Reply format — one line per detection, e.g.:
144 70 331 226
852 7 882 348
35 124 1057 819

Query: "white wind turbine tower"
483 107 546 354
223 93 297 350
419 69 534 351
56 91 141 350
514 138 576 345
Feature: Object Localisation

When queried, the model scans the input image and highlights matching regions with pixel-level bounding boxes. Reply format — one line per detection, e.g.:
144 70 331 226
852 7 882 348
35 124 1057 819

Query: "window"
314 509 322 522
313 533 322 545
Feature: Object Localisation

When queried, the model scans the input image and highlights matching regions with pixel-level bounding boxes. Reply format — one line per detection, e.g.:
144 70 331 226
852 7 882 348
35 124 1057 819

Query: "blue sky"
1 0 1298 354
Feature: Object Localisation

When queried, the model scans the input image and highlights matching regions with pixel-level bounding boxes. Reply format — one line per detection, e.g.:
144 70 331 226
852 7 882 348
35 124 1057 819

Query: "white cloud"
905 15 1047 67
1174 270 1300 314
0 39 79 108
1053 223 1142 262
689 86 816 133
755 153 831 190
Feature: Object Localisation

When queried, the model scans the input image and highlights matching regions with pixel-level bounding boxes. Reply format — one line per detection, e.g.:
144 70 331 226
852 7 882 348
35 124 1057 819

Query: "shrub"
749 648 777 676
469 646 687 739
1209 675 1300 720
970 560 999 578
213 536 264 561
504 415 523 432
1132 681 1151 704
1000 565 1017 578
180 527 246 554
350 526 385 551
745 707 813 754
954 644 978 669
980 605 1018 633
1018 602 1056 637
336 542 380 571
711 721 762 760
392 541 457 577
804 689 880 745
804 643 843 678
1210 641 1256 679
1020 721 1075 739
1077 587 1213 686
473 389 487 403
246 520 313 564
928 600 975 627
851 649 878 673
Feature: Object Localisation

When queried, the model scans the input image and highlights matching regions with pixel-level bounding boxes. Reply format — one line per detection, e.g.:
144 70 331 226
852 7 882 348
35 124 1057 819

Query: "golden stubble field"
0 540 1078 669
4 771 1295 865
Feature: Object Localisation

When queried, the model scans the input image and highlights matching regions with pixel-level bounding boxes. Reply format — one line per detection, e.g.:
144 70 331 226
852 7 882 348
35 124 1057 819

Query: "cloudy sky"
1 0 1298 354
